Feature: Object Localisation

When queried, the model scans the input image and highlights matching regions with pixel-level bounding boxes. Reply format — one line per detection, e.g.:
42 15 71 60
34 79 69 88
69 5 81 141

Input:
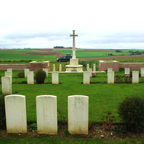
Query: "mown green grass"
0 137 144 144
0 70 144 123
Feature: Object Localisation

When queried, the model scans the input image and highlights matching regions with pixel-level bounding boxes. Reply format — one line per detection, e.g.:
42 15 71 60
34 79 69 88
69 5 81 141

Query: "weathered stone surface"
125 68 130 75
7 68 12 73
5 71 12 84
53 64 55 72
68 95 89 134
27 71 34 84
36 95 57 135
132 71 139 83
43 68 48 77
24 68 29 78
83 71 90 84
141 68 144 77
5 95 27 133
87 68 92 77
107 68 112 76
93 64 96 72
52 71 59 84
59 64 62 72
87 64 89 70
2 76 12 95
108 71 114 84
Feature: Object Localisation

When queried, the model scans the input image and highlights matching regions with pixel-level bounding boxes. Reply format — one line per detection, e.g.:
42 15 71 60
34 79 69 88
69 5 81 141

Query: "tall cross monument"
70 30 78 59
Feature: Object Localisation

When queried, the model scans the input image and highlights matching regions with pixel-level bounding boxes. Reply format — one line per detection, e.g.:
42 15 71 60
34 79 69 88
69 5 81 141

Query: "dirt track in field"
79 55 144 61
81 49 129 53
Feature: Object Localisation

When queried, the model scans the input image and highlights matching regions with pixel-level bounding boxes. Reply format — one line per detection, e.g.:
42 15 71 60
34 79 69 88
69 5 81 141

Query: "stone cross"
70 30 78 59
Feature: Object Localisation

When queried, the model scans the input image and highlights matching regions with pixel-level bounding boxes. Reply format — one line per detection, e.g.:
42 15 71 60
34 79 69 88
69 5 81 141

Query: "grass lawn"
0 137 144 144
0 70 144 123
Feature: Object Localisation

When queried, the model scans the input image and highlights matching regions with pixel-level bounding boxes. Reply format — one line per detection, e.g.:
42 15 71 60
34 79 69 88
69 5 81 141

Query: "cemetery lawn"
0 70 144 123
0 137 144 144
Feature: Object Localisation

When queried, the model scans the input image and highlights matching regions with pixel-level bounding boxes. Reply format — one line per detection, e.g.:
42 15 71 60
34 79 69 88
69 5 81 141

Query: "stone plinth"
29 61 50 72
65 59 83 73
2 76 12 95
52 72 59 84
24 68 29 78
141 68 144 77
5 95 27 133
108 71 114 84
36 95 57 135
27 71 34 84
5 71 12 84
43 68 48 77
68 95 89 134
83 71 90 84
87 68 92 77
132 71 139 83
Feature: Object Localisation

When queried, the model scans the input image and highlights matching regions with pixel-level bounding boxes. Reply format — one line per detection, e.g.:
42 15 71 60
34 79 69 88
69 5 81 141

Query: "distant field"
56 49 131 58
0 49 144 62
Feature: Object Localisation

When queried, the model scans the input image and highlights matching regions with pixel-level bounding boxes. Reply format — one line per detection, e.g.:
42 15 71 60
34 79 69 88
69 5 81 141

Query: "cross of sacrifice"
70 30 78 59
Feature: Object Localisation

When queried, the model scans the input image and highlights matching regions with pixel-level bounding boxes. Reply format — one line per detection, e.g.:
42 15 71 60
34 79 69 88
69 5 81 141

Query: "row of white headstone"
4 95 88 135
107 68 144 84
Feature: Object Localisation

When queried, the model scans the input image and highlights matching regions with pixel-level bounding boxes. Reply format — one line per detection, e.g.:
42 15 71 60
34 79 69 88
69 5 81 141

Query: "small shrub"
35 70 46 84
29 123 37 132
101 112 115 130
124 76 132 83
112 125 127 135
64 129 71 137
118 96 144 133
20 81 27 84
92 72 96 77
115 75 124 83
119 68 124 72
17 72 24 78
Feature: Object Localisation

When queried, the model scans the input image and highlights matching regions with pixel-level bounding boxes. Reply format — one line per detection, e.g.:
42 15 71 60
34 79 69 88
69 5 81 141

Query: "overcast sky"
0 0 144 49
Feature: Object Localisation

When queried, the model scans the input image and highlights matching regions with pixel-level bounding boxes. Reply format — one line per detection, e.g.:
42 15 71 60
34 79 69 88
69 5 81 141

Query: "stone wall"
99 60 144 72
0 64 30 70
0 61 50 71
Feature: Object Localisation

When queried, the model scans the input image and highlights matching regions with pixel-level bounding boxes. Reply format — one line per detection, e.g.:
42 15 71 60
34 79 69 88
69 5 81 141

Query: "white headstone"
24 68 29 78
5 95 27 133
5 71 12 84
107 68 112 76
7 68 12 74
93 64 96 72
125 68 130 75
53 64 55 72
2 76 12 95
59 64 62 72
36 95 57 135
108 71 114 84
132 71 139 83
83 71 90 84
52 71 59 84
68 95 89 134
27 71 34 84
141 68 144 77
70 30 78 59
43 68 48 78
87 64 89 70
87 68 92 77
